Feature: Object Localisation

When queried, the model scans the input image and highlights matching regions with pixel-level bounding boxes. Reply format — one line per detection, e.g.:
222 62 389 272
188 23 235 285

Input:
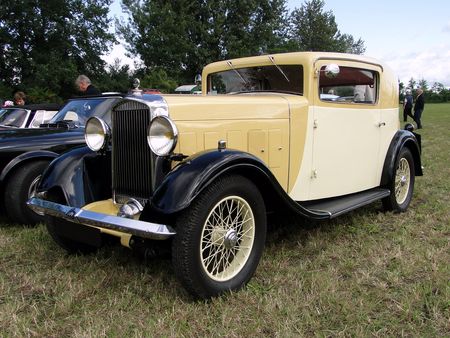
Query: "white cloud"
443 22 450 33
381 43 450 87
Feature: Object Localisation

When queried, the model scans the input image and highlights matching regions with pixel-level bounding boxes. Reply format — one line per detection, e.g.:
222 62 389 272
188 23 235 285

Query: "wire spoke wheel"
172 175 266 299
394 157 411 204
201 196 255 281
382 147 415 213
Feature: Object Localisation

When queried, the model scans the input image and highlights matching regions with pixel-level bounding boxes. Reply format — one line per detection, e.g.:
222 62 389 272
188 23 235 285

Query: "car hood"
0 127 85 151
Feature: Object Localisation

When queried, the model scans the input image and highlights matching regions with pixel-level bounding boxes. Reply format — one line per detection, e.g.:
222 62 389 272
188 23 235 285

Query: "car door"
309 62 382 200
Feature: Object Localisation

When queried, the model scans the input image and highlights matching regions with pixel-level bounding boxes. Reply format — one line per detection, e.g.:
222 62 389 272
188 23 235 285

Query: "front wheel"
382 147 415 212
172 175 267 299
4 160 49 225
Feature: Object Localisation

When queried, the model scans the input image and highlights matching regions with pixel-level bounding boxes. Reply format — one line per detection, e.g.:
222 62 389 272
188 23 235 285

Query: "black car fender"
380 130 423 187
0 150 59 186
149 149 329 219
37 146 112 208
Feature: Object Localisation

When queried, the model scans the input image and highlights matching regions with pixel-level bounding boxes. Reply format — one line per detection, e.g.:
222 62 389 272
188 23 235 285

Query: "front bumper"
27 197 176 240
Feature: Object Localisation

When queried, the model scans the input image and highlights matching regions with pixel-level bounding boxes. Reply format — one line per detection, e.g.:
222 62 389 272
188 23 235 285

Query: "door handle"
378 122 386 127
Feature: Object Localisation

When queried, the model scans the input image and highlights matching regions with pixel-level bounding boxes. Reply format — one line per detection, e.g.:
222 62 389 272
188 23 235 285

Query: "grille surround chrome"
111 97 168 204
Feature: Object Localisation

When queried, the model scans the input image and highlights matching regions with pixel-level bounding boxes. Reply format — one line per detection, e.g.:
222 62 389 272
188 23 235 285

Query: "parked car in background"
0 94 123 225
0 103 61 129
29 52 422 299
174 84 201 94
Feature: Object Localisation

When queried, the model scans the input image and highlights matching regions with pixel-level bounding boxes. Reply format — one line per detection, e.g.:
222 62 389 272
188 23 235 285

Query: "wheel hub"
400 175 407 186
224 229 238 249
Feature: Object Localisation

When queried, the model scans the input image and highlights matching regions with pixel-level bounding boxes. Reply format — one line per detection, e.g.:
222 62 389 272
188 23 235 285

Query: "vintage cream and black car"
28 52 422 299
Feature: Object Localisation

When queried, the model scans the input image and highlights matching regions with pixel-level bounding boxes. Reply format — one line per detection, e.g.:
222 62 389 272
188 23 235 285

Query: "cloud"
381 43 450 87
443 22 450 33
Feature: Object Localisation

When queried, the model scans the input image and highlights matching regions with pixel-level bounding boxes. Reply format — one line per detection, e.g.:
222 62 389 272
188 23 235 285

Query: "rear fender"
381 130 423 186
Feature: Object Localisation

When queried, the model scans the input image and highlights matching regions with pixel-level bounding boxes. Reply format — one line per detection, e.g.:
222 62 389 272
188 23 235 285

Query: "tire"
382 147 415 212
172 175 267 299
4 160 50 225
46 216 99 254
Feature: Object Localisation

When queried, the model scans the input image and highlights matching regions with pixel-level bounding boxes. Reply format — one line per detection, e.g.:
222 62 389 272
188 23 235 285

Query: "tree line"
0 0 366 102
399 78 450 104
1 0 446 104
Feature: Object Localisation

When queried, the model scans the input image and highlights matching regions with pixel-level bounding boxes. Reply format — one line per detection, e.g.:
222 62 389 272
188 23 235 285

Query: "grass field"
1 103 449 337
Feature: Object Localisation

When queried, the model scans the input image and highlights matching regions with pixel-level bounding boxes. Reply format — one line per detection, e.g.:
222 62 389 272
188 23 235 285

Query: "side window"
319 66 377 104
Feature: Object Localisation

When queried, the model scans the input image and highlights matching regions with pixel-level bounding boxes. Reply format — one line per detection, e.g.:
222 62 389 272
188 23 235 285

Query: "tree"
118 0 288 84
418 78 428 91
97 59 133 93
288 0 365 54
407 77 416 90
0 0 115 99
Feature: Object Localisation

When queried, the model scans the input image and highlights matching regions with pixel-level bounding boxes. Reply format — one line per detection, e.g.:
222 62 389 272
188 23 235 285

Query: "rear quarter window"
319 66 378 104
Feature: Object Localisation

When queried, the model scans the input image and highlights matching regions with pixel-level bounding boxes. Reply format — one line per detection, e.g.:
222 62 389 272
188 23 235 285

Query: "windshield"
207 65 303 95
0 108 28 127
49 98 117 127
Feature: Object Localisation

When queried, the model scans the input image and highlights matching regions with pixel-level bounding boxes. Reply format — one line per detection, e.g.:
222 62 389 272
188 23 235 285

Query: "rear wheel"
4 160 49 225
172 175 266 299
382 147 415 212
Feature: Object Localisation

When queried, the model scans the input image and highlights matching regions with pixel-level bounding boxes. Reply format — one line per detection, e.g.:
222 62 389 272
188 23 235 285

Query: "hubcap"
200 196 255 282
395 158 410 204
28 175 44 216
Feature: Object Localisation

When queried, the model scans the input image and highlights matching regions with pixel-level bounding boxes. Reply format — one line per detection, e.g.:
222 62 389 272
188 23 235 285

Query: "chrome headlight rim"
147 115 178 156
85 117 111 152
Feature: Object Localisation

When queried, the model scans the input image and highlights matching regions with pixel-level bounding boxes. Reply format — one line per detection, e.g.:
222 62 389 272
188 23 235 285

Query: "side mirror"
324 64 340 78
195 74 202 85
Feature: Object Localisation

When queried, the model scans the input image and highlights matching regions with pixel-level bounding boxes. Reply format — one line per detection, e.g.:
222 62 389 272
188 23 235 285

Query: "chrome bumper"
27 197 176 240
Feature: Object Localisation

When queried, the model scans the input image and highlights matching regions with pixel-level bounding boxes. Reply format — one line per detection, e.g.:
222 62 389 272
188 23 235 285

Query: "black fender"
380 130 423 187
0 150 59 187
37 146 112 208
150 149 329 220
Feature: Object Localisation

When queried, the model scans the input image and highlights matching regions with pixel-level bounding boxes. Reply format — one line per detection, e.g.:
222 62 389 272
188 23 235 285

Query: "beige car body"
165 52 398 201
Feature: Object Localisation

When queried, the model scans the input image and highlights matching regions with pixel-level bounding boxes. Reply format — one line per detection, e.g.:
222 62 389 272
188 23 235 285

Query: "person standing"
403 89 414 122
413 88 425 129
75 75 101 95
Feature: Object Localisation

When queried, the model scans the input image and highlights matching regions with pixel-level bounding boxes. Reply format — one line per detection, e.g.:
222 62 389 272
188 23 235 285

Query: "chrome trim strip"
27 197 176 240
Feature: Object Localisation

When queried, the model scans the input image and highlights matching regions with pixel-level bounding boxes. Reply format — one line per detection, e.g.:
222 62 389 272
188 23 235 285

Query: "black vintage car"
0 94 122 225
0 103 61 129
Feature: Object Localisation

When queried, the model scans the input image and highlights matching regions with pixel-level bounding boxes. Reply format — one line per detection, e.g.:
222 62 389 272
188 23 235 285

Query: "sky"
105 0 450 87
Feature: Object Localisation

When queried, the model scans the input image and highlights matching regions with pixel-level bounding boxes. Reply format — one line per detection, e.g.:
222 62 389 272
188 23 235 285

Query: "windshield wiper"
227 61 249 86
268 55 290 83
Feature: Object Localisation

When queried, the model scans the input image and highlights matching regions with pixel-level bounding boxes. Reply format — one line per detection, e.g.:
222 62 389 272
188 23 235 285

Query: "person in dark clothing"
413 88 425 129
75 75 101 95
403 89 414 122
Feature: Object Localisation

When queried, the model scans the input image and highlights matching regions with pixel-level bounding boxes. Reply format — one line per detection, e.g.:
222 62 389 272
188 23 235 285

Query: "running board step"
298 188 390 219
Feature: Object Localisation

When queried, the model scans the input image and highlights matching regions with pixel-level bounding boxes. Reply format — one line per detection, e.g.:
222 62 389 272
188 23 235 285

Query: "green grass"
1 103 449 337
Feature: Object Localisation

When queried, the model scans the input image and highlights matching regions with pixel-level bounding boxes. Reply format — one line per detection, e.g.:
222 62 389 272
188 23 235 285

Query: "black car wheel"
46 216 99 254
4 160 49 225
172 175 267 299
382 147 415 212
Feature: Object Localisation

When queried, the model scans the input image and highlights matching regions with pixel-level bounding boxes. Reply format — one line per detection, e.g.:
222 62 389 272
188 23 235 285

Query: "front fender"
37 146 112 208
150 149 330 219
381 130 423 186
151 149 274 214
0 150 58 185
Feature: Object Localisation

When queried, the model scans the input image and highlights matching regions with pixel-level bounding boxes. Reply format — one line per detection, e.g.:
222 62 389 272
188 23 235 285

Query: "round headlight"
147 116 178 156
85 117 110 152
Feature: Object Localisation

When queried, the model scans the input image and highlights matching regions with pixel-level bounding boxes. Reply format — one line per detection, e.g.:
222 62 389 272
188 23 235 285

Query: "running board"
298 188 390 219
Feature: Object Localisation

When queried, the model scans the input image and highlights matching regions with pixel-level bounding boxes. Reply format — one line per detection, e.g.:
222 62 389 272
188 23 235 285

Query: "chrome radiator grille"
112 100 154 202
